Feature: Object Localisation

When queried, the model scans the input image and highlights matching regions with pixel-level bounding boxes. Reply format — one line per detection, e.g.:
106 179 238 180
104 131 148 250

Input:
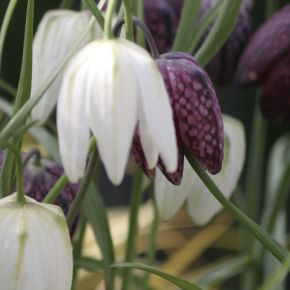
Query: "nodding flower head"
133 52 224 185
235 4 290 122
57 39 178 185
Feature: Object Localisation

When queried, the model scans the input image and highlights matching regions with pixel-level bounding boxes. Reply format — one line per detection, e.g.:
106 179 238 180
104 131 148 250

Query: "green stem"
43 174 69 204
72 215 87 290
265 0 278 18
135 0 144 46
0 0 18 70
0 16 96 148
262 162 290 234
123 0 134 40
143 190 159 286
245 94 267 220
5 143 25 204
59 0 76 9
66 149 99 228
104 0 119 38
84 0 105 29
185 151 289 263
172 0 201 51
195 0 241 66
121 168 144 290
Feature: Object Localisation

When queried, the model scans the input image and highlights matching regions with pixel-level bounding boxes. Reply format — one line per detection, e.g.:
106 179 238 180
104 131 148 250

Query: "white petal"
57 48 91 183
31 10 102 123
82 41 138 185
123 40 178 172
187 115 246 225
0 194 72 290
138 110 158 169
155 164 192 220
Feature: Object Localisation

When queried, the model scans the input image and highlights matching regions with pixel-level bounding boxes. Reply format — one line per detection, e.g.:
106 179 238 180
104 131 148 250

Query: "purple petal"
157 53 224 174
260 53 290 122
235 4 290 86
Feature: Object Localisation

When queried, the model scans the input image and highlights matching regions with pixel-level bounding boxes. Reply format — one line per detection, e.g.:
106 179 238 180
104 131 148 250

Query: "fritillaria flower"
31 10 102 123
155 115 245 225
0 194 73 290
235 4 290 122
0 151 78 215
133 52 224 185
57 39 178 185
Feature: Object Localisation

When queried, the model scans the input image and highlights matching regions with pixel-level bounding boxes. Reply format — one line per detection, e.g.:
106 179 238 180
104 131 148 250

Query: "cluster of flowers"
1 0 290 289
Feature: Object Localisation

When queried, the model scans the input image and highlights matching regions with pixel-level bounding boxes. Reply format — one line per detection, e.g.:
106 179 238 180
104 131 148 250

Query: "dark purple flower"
132 52 224 184
235 4 290 122
144 0 178 53
0 151 79 215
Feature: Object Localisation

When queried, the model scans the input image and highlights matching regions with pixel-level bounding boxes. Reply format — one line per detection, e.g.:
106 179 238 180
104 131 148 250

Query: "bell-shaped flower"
57 39 178 185
133 52 224 185
155 115 245 225
31 10 102 123
235 4 290 122
0 193 73 290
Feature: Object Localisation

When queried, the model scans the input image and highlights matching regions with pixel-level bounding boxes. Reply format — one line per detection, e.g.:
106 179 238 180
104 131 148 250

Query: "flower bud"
0 194 73 290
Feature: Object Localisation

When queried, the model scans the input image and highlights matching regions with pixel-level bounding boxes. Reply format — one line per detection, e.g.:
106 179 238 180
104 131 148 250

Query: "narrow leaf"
112 263 203 290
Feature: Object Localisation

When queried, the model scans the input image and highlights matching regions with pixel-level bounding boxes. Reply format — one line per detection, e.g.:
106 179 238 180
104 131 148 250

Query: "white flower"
31 10 102 123
57 39 178 185
155 115 246 225
0 194 73 290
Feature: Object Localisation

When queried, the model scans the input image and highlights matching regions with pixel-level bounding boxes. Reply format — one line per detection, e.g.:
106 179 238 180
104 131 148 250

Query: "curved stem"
113 16 160 59
23 148 41 168
185 151 289 263
104 0 119 38
5 143 25 204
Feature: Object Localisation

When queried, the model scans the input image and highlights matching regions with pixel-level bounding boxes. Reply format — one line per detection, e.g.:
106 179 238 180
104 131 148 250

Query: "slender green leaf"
113 263 203 290
195 0 241 66
185 152 289 263
74 257 104 272
0 0 18 69
84 0 104 29
197 255 251 287
83 183 115 290
0 97 60 160
189 3 220 53
173 0 201 51
258 253 290 290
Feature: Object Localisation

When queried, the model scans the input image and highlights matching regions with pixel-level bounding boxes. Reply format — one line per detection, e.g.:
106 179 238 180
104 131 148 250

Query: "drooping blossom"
235 4 290 122
155 115 245 225
31 10 102 123
57 39 178 185
0 194 73 290
133 52 224 185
